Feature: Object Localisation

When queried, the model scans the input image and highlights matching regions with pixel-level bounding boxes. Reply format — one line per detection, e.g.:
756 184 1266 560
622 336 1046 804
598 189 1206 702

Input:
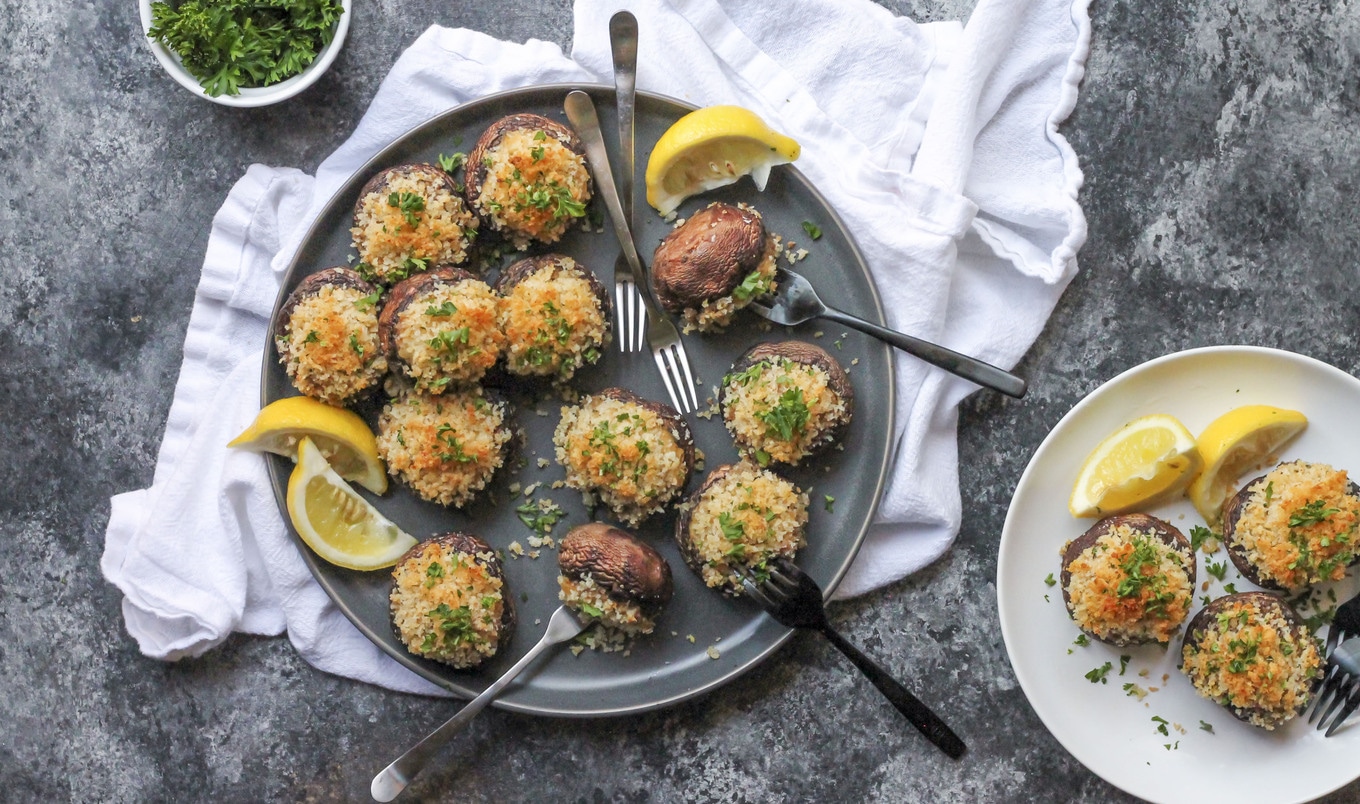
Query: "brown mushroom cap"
673 463 737 586
651 202 769 313
720 340 855 463
390 531 517 653
464 113 588 212
376 265 483 364
1181 591 1313 726
1221 472 1360 590
1059 513 1195 646
274 266 378 344
558 523 674 616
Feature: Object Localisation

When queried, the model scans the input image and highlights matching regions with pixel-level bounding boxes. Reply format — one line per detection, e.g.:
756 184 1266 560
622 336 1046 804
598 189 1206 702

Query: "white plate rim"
998 345 1360 804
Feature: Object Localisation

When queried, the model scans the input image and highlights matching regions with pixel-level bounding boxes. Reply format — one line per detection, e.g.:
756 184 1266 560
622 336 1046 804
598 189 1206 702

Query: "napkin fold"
103 0 1090 693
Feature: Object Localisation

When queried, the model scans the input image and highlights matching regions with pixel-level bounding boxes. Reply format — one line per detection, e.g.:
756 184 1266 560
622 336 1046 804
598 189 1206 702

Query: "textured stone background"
3 0 1360 801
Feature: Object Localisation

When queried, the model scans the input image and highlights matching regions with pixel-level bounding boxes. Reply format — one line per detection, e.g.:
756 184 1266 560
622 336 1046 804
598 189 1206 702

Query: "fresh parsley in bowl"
140 0 350 107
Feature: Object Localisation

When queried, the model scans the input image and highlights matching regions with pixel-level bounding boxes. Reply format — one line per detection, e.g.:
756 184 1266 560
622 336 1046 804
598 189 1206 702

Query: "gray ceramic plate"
263 84 894 716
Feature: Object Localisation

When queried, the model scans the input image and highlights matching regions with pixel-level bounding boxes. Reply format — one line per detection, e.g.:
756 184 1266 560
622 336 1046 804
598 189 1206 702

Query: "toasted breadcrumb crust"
1063 523 1194 644
1181 596 1322 729
376 390 511 507
276 284 386 404
1230 461 1360 590
558 573 653 651
722 356 848 465
688 462 808 592
473 129 590 249
392 276 503 390
352 168 477 283
501 258 607 380
390 540 506 668
553 394 688 526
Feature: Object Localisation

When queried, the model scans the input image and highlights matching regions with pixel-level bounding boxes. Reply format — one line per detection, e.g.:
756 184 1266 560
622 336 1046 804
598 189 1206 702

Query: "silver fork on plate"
564 90 700 413
750 265 1027 398
1306 592 1360 735
608 11 646 353
738 556 966 758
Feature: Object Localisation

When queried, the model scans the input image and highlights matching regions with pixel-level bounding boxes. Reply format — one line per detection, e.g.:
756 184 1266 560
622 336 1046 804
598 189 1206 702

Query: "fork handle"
818 624 967 759
818 307 1027 399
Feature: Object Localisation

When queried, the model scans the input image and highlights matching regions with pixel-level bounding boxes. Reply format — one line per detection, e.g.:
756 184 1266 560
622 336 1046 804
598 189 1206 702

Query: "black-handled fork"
1307 591 1360 735
740 556 966 758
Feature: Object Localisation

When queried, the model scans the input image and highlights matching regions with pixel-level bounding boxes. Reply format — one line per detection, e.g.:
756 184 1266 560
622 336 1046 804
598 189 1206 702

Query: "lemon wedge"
1069 413 1203 518
1187 405 1307 524
286 437 416 571
229 396 387 494
644 105 801 215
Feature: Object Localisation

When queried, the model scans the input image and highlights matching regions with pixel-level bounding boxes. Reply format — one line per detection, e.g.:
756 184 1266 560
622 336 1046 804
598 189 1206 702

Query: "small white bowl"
138 0 352 107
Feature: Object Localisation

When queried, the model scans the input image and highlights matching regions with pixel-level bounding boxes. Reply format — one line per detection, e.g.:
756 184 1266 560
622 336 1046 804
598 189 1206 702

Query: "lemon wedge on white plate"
1187 405 1307 524
228 396 387 494
1068 413 1203 518
286 437 415 571
644 105 800 216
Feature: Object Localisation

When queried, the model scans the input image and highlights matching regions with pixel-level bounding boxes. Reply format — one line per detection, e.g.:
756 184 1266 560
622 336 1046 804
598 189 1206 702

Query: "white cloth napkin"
103 0 1090 693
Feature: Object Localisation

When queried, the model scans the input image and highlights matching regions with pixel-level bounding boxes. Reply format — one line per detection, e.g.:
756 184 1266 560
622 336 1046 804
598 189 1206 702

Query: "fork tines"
614 280 646 352
1308 635 1360 735
654 341 699 413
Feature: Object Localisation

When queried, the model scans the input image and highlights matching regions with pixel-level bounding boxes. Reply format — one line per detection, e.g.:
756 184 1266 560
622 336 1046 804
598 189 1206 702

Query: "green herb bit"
1199 720 1214 733
428 603 476 645
1073 634 1089 647
579 602 604 619
800 221 822 240
718 512 746 542
754 449 772 467
425 301 457 317
1263 481 1274 506
824 495 835 513
388 191 427 228
757 388 810 441
1223 582 1237 594
1085 662 1113 684
530 146 545 161
354 290 381 311
349 333 363 355
731 270 771 302
1044 573 1057 587
1119 655 1131 675
438 152 467 173
533 130 547 141
303 330 320 344
1189 525 1213 552
1206 560 1228 581
1151 715 1169 736
435 423 474 463
1290 499 1341 528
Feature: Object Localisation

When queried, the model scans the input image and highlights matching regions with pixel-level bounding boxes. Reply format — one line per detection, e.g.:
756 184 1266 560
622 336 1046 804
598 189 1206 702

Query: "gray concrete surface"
3 0 1360 801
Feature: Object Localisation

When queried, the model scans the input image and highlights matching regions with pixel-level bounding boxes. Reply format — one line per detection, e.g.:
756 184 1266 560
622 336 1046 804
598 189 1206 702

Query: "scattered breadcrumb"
706 646 721 659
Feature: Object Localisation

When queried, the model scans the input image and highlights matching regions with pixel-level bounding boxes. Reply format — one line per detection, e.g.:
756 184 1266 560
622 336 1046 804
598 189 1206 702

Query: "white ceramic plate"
998 346 1360 804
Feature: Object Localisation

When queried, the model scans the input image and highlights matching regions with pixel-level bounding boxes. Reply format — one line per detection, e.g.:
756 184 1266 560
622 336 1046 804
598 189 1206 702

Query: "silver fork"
750 266 1027 398
370 606 589 801
1307 592 1360 734
564 90 700 413
608 11 646 353
739 556 966 759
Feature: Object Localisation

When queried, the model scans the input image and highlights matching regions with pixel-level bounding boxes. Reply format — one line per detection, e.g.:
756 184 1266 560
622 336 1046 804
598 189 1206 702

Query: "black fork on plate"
1307 592 1360 735
740 556 967 758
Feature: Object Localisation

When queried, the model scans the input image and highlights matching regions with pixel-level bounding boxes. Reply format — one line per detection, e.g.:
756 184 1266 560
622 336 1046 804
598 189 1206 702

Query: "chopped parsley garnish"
516 499 565 534
1290 499 1341 529
1119 655 1131 675
434 423 474 463
757 388 810 441
533 130 547 141
1085 662 1113 684
146 0 345 97
428 603 477 646
731 270 771 302
1206 560 1228 581
1189 525 1213 552
1152 715 1169 736
1073 634 1089 647
426 301 457 317
823 495 835 513
354 290 381 311
1199 720 1214 733
430 327 471 353
578 602 604 619
425 561 444 588
349 333 363 355
438 152 467 173
530 146 545 161
1222 582 1237 595
1044 573 1057 587
388 191 426 228
800 221 822 240
754 449 772 467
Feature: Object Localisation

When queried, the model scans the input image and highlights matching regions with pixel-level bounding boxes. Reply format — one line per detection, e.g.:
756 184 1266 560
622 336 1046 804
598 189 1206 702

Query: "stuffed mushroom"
1059 513 1196 646
378 266 504 391
1221 460 1360 592
390 532 515 669
494 254 610 382
375 388 514 508
351 163 478 284
273 266 387 405
720 340 853 467
557 523 674 646
651 202 778 332
465 114 592 249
